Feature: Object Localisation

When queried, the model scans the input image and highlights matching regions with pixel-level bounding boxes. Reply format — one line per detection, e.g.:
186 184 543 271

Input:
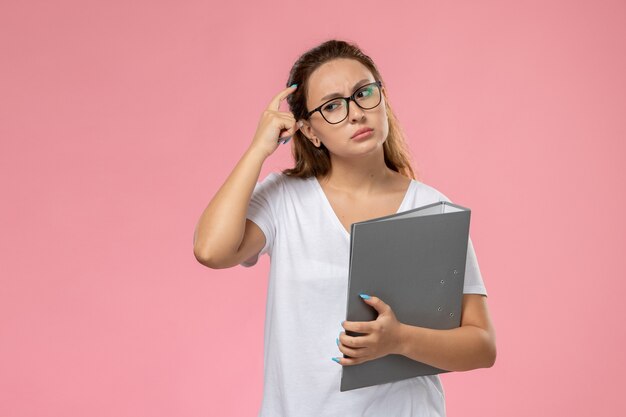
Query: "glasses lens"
319 82 381 124
320 98 348 124
354 83 381 109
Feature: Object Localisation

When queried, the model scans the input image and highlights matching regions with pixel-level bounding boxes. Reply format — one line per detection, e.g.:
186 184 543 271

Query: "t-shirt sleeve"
436 190 488 296
240 172 281 268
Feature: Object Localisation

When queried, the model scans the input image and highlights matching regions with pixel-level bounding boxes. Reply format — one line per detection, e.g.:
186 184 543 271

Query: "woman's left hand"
335 294 404 366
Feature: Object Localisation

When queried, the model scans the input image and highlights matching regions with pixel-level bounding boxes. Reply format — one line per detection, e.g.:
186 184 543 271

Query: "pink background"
1 0 625 415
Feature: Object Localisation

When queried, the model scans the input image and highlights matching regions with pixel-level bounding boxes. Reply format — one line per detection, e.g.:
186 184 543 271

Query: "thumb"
278 121 302 142
359 294 389 314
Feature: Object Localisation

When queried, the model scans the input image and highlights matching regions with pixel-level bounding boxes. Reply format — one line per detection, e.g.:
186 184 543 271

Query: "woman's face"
300 58 389 159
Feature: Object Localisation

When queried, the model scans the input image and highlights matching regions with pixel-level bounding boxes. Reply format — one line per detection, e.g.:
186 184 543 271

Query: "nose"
347 99 365 122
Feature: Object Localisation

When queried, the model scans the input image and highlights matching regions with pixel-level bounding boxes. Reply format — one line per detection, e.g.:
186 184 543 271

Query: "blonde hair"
283 39 419 181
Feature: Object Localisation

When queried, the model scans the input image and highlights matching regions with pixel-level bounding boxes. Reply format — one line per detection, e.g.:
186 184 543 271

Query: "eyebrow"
320 78 372 102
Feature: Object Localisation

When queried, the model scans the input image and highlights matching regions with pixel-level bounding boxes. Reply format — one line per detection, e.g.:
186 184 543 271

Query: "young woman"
193 39 496 417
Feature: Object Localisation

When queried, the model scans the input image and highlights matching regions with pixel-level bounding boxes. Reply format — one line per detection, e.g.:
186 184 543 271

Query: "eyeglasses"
305 80 383 124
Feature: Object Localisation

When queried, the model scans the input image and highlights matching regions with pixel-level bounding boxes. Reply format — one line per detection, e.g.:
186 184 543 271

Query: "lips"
351 127 373 139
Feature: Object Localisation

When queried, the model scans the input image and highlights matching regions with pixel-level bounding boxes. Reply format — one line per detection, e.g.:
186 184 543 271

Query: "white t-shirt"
241 172 487 417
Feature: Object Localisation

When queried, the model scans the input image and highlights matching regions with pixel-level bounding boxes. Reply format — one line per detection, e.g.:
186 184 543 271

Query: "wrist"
395 323 409 357
243 147 269 164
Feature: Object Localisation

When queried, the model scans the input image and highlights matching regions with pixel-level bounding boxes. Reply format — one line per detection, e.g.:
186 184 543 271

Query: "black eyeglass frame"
304 80 383 124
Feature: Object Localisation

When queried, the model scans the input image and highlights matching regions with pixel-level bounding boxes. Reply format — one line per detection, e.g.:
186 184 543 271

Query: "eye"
356 85 373 99
322 99 343 112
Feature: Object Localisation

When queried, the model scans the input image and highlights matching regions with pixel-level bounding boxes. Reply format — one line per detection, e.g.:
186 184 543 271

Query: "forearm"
193 147 266 262
396 322 496 372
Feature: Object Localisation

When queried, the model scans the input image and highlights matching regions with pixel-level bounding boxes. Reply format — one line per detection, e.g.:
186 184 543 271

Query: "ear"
298 120 321 148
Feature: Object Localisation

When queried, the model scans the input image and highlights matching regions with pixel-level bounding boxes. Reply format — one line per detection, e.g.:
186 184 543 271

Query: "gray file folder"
340 201 471 392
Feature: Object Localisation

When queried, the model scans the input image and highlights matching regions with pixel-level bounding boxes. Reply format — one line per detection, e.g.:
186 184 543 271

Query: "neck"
319 149 392 195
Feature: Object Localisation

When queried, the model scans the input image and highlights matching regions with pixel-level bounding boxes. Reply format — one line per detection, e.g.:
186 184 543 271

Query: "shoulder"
254 172 313 200
411 179 453 204
259 171 304 184
258 171 283 185
259 171 313 189
254 172 285 193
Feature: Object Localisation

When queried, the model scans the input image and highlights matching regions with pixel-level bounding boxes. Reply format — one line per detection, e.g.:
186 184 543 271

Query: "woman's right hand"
249 84 302 159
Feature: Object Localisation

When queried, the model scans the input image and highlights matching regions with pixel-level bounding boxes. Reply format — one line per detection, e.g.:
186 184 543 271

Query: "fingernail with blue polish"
359 293 371 299
290 83 298 88
283 136 291 144
336 337 339 346
332 357 340 363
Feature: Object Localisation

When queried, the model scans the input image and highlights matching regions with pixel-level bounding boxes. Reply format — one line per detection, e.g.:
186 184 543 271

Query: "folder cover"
340 201 471 392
